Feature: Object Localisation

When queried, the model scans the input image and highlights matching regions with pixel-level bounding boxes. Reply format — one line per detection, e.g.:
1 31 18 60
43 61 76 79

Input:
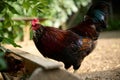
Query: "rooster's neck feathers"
33 26 44 42
69 20 99 40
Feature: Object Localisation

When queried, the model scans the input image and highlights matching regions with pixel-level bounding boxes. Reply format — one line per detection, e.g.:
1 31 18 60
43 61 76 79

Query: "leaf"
0 1 6 13
0 51 7 71
0 51 4 57
7 0 17 2
0 37 3 42
0 58 7 71
4 1 19 14
3 38 21 48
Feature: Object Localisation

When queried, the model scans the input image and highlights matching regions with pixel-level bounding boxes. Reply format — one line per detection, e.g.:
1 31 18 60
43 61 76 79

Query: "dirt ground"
3 31 120 80
77 31 120 80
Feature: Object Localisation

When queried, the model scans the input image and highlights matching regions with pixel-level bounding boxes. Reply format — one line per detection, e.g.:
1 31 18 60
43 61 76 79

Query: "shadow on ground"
73 31 120 80
78 67 120 80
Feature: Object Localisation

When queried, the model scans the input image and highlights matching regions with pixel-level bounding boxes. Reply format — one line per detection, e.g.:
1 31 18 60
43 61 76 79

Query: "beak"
37 22 41 24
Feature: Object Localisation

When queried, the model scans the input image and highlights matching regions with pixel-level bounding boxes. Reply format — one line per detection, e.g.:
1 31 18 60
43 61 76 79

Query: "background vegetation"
0 0 120 46
0 0 119 47
0 0 91 46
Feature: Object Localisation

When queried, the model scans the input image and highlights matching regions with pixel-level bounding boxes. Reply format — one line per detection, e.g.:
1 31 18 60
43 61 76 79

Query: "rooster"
31 1 109 71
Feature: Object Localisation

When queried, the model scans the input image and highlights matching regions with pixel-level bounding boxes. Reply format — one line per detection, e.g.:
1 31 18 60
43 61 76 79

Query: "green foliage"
107 19 120 31
0 47 7 71
0 0 91 46
0 36 21 47
2 37 21 47
0 37 3 42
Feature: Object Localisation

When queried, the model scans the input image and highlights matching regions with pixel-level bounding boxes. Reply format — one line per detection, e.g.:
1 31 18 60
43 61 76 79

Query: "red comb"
32 18 39 25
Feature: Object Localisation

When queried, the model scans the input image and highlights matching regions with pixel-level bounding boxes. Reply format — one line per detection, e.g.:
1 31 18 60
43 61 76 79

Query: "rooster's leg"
65 64 71 69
